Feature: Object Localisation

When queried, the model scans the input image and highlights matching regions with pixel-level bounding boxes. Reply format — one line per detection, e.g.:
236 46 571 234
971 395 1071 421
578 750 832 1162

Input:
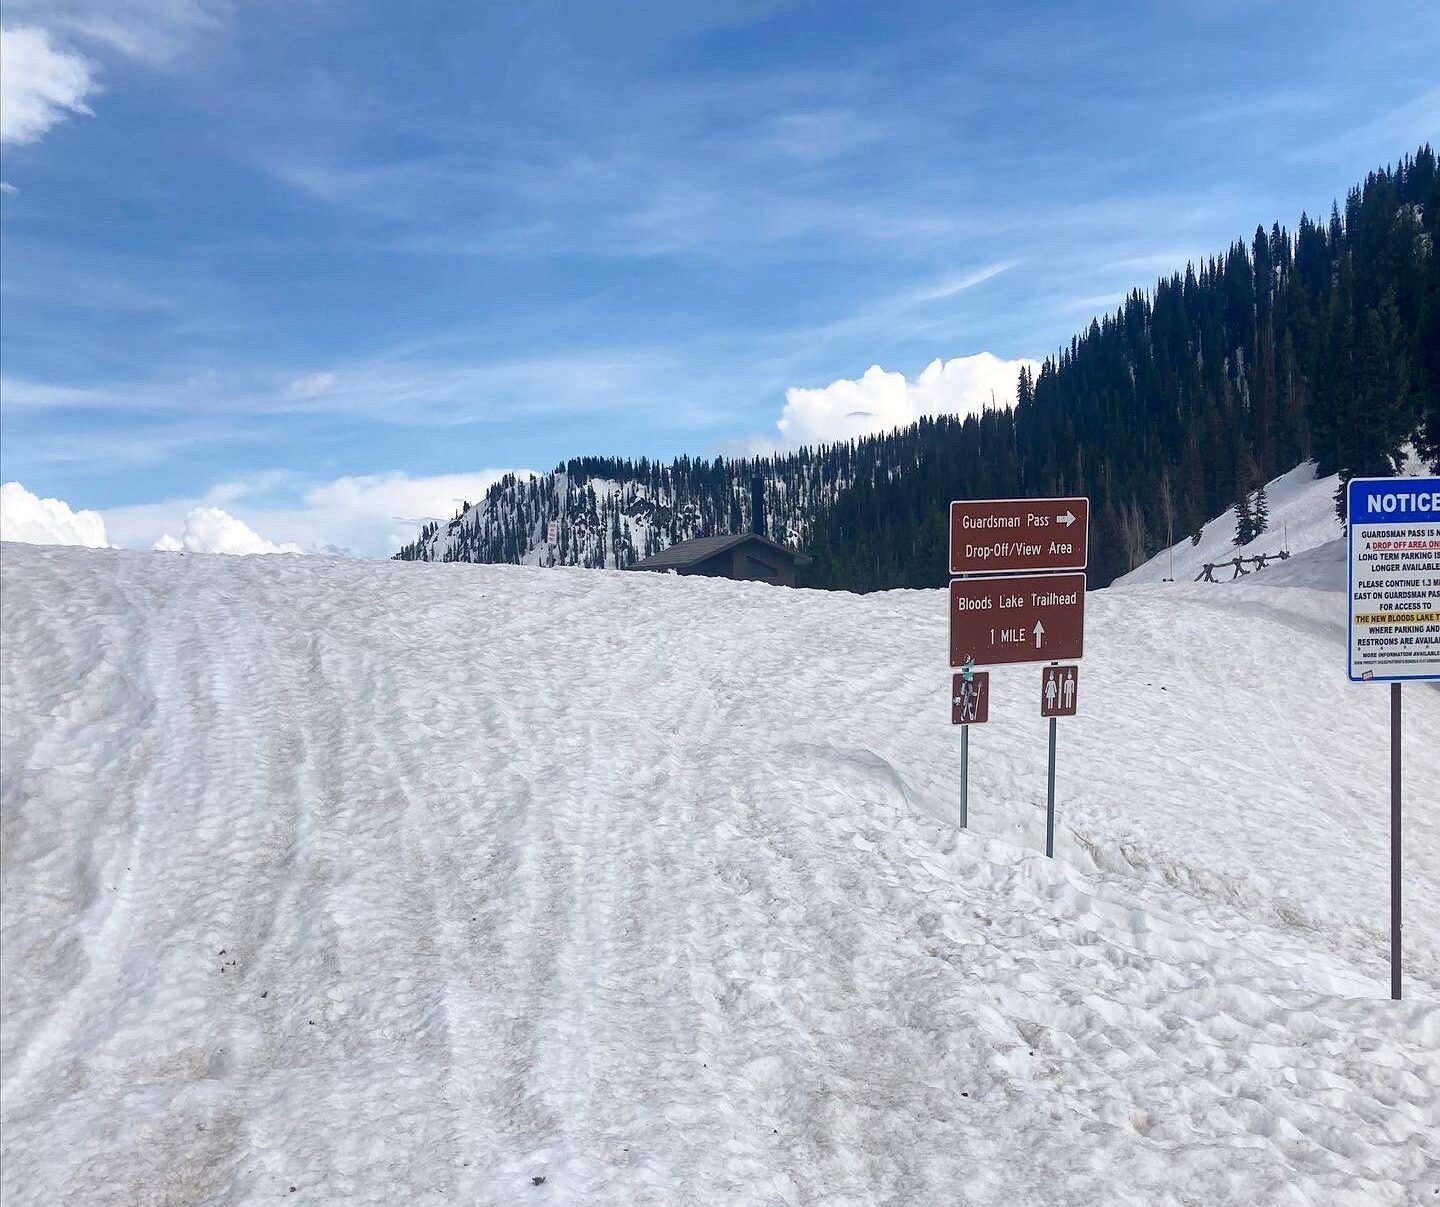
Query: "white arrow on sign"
1034 621 1046 648
1057 510 1076 527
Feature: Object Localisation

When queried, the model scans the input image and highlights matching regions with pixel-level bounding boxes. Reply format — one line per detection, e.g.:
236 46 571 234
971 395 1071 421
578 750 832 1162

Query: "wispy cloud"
907 262 1019 304
1291 84 1440 163
2 340 714 438
3 0 227 64
1061 291 1128 315
756 108 881 163
0 25 96 146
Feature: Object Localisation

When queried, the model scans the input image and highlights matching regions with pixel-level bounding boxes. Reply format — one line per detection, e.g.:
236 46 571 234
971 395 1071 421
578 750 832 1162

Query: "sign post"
951 669 990 828
1039 665 1079 858
1391 681 1401 1002
1346 476 1440 1000
1046 715 1057 858
948 496 1089 852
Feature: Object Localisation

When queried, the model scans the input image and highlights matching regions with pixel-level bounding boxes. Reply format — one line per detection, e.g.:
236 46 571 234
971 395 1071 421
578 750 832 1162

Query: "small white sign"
1347 476 1440 682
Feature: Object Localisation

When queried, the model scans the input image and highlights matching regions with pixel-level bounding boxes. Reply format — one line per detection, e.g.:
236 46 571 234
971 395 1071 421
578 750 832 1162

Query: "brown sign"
949 572 1085 667
950 497 1089 575
1041 665 1079 717
951 671 990 725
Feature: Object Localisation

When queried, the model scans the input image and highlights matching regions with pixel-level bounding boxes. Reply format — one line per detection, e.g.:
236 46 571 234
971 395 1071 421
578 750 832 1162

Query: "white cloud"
0 2 224 178
0 181 17 194
772 352 1038 449
1 481 110 547
288 371 337 399
0 25 96 146
154 506 303 555
104 469 532 558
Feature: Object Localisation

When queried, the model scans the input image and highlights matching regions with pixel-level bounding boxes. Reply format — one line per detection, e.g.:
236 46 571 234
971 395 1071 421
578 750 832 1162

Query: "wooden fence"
1194 551 1291 582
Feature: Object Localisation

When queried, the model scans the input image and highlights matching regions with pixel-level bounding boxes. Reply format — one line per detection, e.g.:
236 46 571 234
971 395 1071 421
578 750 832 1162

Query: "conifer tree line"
398 145 1439 590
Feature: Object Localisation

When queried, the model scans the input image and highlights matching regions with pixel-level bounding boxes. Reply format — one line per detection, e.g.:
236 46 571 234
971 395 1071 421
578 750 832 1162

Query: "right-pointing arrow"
1033 621 1046 647
1057 510 1076 527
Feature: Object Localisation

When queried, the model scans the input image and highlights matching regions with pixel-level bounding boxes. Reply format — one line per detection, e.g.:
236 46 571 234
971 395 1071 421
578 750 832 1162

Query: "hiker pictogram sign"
1041 665 1079 717
950 497 1089 575
951 671 990 725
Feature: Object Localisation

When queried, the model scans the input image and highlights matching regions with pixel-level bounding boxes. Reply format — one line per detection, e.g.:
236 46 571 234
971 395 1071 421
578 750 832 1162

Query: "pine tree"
1252 486 1269 540
1233 491 1255 547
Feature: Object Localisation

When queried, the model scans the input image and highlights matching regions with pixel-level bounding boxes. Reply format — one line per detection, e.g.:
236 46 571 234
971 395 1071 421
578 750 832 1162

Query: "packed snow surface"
2 543 1438 1206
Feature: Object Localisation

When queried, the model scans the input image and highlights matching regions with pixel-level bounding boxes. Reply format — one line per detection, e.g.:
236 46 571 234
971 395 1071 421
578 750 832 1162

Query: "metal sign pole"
1392 682 1402 1000
1045 717 1057 858
961 725 969 829
1345 477 1439 1001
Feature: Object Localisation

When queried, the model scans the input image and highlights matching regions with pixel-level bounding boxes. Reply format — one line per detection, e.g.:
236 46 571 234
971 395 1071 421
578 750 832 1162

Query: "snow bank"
2 546 1437 1206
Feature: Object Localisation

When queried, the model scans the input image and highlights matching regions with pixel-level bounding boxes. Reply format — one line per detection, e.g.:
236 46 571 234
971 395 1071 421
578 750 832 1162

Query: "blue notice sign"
1347 477 1440 682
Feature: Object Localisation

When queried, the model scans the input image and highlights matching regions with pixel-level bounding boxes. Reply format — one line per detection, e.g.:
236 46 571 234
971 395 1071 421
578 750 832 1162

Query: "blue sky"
2 0 1438 554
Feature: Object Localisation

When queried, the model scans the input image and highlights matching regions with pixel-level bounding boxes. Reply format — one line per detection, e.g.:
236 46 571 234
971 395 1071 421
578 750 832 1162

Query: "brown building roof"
626 531 811 572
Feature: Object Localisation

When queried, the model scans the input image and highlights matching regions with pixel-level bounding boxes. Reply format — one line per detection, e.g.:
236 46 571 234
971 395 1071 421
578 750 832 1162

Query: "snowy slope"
1119 453 1434 588
1118 461 1344 587
2 544 1438 1207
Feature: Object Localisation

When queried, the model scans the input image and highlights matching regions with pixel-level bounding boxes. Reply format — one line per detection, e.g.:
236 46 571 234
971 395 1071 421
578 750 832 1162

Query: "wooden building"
625 476 811 587
625 531 810 587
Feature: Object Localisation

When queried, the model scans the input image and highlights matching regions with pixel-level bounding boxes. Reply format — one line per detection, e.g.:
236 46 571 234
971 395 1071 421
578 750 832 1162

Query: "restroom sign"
1347 477 1440 682
1041 665 1079 716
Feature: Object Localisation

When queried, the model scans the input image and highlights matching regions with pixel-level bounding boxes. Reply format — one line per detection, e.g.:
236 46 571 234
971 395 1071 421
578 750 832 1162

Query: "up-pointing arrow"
1057 510 1076 527
1033 621 1046 648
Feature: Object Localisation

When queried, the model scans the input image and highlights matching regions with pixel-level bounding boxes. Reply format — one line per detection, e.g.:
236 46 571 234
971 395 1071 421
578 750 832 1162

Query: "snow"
1235 537 1347 592
2 542 1438 1206
1120 453 1435 589
1118 461 1343 587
